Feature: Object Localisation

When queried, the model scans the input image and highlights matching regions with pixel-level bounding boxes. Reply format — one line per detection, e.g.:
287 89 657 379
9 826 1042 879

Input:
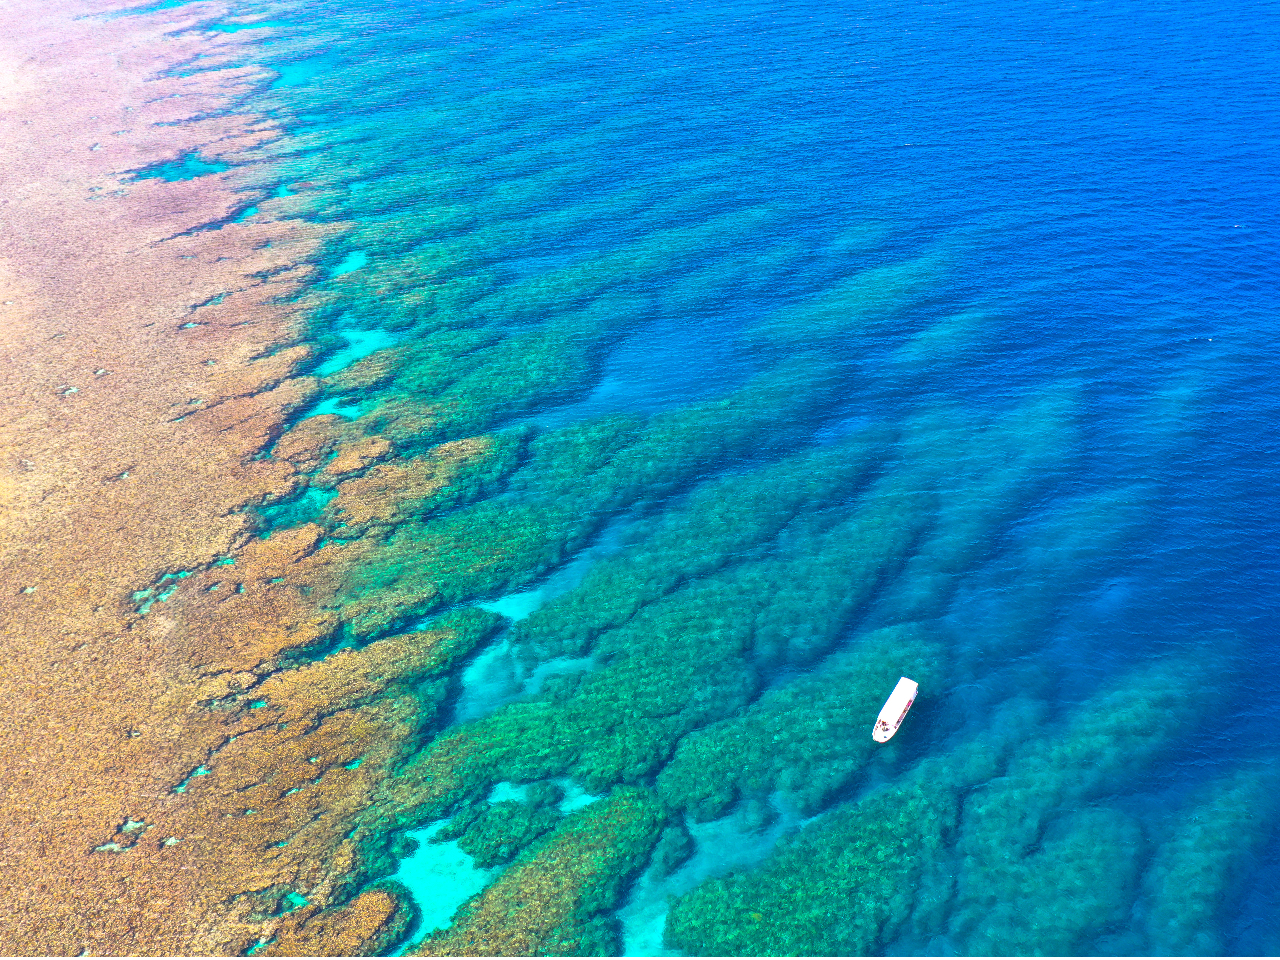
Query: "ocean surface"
166 0 1280 953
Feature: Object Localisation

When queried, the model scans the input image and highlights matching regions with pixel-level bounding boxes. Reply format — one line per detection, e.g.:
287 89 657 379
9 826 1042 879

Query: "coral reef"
1143 765 1280 956
415 788 664 957
665 656 1219 956
508 432 889 664
657 623 947 820
3 0 1265 954
663 735 997 956
436 782 567 869
0 2 505 952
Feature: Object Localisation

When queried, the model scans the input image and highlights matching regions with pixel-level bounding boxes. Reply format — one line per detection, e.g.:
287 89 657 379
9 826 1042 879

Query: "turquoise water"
390 819 499 953
131 151 230 181
168 0 1280 952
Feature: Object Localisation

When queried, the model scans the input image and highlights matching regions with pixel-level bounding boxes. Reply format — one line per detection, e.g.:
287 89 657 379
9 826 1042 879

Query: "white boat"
872 676 918 743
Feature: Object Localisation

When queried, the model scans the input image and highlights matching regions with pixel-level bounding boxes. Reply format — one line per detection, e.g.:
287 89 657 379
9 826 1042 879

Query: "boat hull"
872 676 918 742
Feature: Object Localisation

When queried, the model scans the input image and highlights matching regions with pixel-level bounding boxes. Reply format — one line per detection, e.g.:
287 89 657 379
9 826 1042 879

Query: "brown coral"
0 1 461 953
324 438 493 530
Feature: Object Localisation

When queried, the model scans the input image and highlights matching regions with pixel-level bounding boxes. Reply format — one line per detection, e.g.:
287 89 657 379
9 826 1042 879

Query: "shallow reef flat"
0 1 404 952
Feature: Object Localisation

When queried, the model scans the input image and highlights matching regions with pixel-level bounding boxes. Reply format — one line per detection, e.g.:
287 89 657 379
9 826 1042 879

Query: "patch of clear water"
389 818 499 955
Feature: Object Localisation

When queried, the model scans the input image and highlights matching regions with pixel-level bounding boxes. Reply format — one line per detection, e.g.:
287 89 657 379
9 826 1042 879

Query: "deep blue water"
188 0 1280 952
